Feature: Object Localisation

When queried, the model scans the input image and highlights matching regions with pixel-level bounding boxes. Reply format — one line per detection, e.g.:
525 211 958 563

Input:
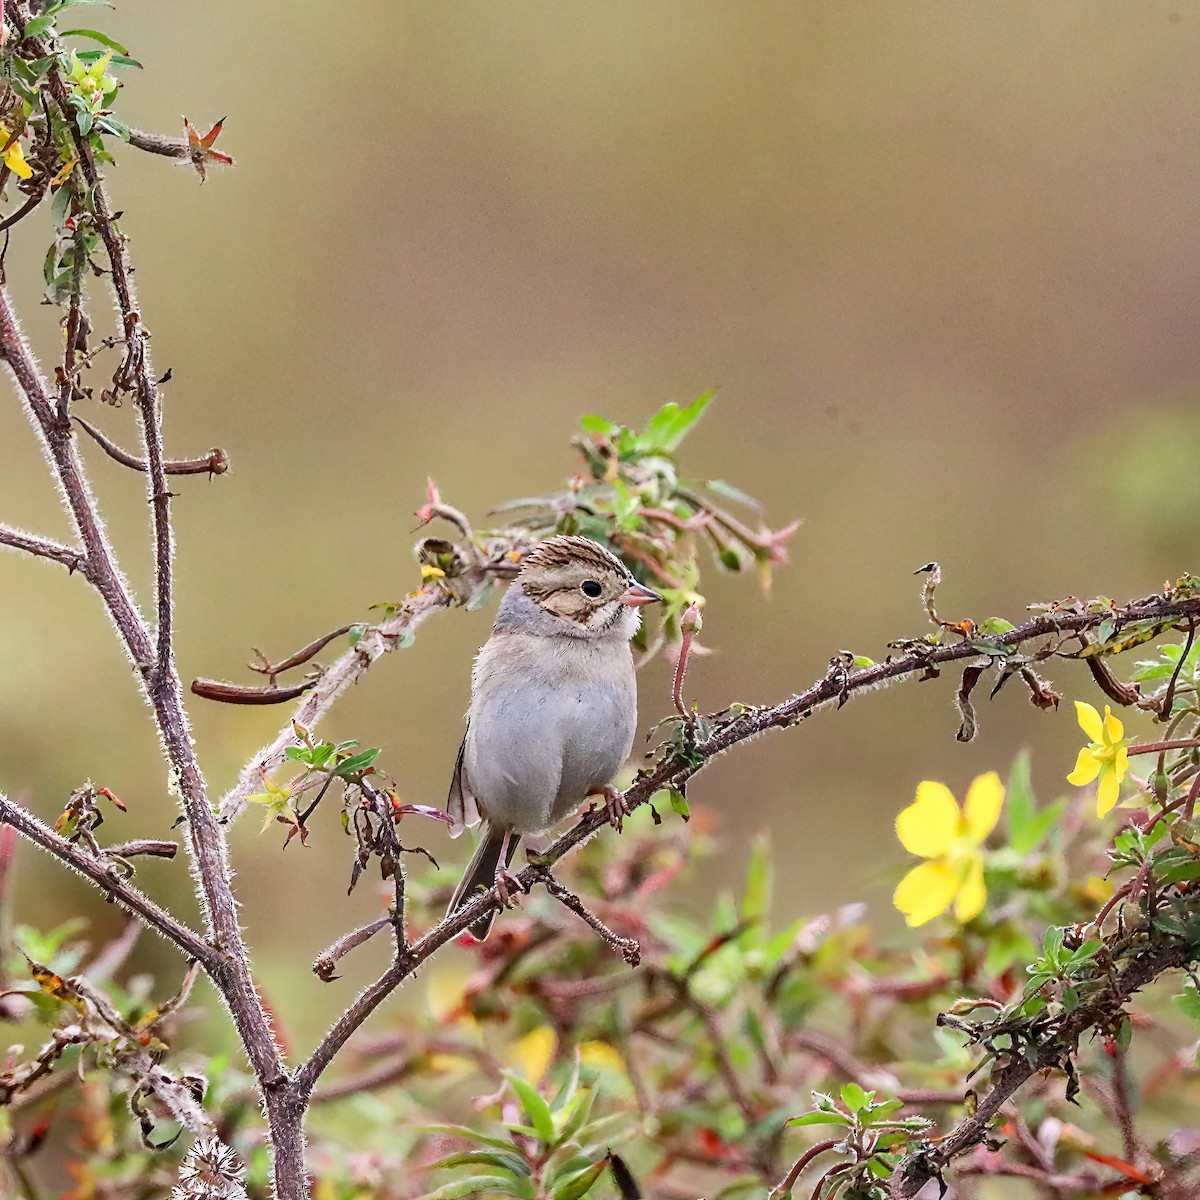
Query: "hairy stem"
0 792 216 966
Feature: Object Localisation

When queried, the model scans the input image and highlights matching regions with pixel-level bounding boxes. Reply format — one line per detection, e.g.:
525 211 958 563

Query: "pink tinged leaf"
394 804 453 824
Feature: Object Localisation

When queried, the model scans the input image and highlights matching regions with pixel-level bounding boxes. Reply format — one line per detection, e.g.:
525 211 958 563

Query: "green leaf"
422 1126 524 1153
424 1177 527 1199
785 1110 847 1127
702 478 763 511
73 48 138 67
742 834 771 923
435 1152 531 1177
22 13 56 36
503 1072 556 1144
552 1159 608 1200
59 27 129 54
1006 751 1037 854
1176 979 1200 1023
336 747 381 777
95 115 131 140
633 390 714 455
580 414 616 436
976 617 1016 636
840 1082 869 1113
43 0 113 17
657 786 689 822
555 1087 596 1144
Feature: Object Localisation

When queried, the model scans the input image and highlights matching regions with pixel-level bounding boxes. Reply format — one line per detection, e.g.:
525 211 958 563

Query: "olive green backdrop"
1 2 1198 1047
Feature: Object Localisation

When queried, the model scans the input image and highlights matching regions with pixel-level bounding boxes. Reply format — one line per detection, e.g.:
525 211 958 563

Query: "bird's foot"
494 866 524 908
599 786 629 833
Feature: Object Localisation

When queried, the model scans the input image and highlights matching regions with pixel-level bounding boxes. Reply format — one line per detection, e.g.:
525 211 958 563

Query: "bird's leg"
494 827 523 908
598 786 629 833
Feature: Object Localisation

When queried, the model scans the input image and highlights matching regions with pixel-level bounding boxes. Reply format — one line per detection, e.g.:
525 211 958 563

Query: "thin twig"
312 916 391 983
0 792 216 967
768 1141 839 1200
0 522 86 574
217 586 454 822
74 415 229 476
294 591 1200 1095
887 935 1188 1198
533 868 641 965
247 625 356 683
1128 738 1200 756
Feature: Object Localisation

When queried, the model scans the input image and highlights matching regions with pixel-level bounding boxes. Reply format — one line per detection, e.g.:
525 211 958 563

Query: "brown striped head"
517 536 661 631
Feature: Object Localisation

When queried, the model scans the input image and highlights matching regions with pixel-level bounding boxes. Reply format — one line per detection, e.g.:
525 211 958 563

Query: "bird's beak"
620 581 662 607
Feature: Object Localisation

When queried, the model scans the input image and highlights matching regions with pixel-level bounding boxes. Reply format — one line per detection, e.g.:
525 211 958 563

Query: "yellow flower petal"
507 1025 556 1083
4 143 32 180
963 772 1004 843
1096 768 1120 818
579 1040 627 1075
1067 747 1100 787
895 782 960 858
893 860 959 927
1102 706 1124 745
1075 700 1104 743
953 856 987 923
1114 744 1129 780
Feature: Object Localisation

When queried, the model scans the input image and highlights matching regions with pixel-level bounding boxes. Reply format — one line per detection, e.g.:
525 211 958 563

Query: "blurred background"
1 0 1199 1054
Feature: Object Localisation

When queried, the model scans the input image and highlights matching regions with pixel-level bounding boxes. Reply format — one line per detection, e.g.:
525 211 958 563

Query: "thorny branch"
0 11 296 1193
0 521 85 573
74 415 229 477
888 934 1190 1198
0 792 216 967
293 587 1200 1096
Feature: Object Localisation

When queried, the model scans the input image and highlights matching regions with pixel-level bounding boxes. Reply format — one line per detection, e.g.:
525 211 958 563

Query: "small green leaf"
73 48 139 67
60 27 130 54
503 1072 556 1144
435 1152 531 1177
785 1110 847 1127
22 13 56 36
552 1158 608 1200
665 786 689 822
580 414 616 436
424 1177 527 1199
742 834 771 922
840 1082 869 1113
336 747 381 777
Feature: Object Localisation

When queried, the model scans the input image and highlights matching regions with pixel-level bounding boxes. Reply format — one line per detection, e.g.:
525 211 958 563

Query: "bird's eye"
580 579 603 598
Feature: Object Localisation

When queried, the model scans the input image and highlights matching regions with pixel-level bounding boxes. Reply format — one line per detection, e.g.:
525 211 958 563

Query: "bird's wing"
446 729 481 837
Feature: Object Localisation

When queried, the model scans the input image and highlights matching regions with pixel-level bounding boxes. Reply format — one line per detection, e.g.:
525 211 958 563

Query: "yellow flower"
893 774 1004 927
0 131 31 180
1066 701 1130 818
507 1025 556 1083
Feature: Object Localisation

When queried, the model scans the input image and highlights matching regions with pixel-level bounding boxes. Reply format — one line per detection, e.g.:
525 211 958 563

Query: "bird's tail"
447 825 520 941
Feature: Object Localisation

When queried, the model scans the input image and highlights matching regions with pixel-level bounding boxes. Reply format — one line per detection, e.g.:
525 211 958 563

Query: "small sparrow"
446 536 661 939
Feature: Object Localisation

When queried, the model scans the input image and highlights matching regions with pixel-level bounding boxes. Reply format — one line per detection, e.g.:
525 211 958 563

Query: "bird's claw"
600 786 629 833
494 867 524 908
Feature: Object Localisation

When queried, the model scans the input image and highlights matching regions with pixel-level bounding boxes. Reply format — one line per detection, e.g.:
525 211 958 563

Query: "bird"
445 535 661 939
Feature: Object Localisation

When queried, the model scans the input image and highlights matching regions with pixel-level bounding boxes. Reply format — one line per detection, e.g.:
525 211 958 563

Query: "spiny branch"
294 590 1200 1091
74 415 229 477
0 521 86 573
0 792 217 968
887 934 1189 1198
216 586 456 822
